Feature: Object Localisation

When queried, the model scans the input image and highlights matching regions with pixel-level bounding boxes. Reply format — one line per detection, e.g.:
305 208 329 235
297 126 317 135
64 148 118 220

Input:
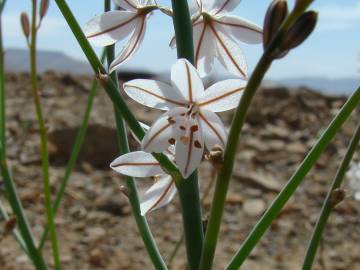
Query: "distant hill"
273 77 360 96
4 48 359 95
4 48 92 74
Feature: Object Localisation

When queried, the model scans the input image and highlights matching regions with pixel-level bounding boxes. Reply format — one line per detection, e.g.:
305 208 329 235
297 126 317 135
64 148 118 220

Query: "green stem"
53 0 180 179
0 158 48 269
226 87 360 270
170 1 204 269
0 0 6 158
302 123 360 270
200 2 315 268
29 1 61 268
0 198 29 255
104 2 167 269
38 51 106 251
0 3 47 269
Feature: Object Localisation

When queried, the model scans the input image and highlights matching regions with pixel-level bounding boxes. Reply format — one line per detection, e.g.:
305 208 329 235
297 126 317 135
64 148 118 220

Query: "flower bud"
39 0 50 19
281 11 318 51
330 188 346 207
263 0 288 49
20 12 30 40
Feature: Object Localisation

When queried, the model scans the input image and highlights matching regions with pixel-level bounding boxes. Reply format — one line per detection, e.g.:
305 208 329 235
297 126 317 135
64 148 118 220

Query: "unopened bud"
330 188 346 207
39 0 50 19
20 12 30 40
206 145 224 165
263 0 288 49
281 11 317 51
4 216 17 235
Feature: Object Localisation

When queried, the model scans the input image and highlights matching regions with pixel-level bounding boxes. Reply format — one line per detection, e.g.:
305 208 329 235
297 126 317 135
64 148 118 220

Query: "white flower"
110 123 177 215
123 59 246 178
170 0 263 78
84 0 156 73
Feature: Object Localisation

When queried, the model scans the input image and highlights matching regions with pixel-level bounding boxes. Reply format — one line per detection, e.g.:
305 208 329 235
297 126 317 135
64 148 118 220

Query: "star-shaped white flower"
110 124 177 215
123 59 246 178
84 0 156 73
170 0 263 78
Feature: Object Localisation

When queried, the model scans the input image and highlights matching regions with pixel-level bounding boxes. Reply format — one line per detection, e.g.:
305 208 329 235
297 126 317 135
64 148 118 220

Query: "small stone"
243 199 266 217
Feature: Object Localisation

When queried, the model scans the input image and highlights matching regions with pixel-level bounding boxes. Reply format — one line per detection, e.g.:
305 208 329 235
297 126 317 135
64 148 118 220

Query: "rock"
226 193 244 205
233 171 282 193
243 199 267 217
89 248 105 267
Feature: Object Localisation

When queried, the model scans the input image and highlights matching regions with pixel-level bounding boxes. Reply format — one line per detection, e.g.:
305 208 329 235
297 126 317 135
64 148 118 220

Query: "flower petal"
109 16 147 72
209 0 241 15
214 15 262 44
141 110 184 153
110 151 163 177
194 22 216 77
140 176 177 215
175 120 204 178
198 109 227 149
84 11 138 47
171 59 204 103
113 0 139 11
124 79 187 110
209 23 247 78
169 36 176 49
196 79 246 112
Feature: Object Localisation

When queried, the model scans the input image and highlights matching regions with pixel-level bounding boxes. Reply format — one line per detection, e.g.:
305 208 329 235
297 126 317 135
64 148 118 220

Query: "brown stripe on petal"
143 122 172 150
126 85 186 106
197 87 244 107
87 15 138 39
112 162 160 168
199 112 225 146
184 130 195 176
208 22 247 78
185 62 193 103
195 23 207 68
124 0 137 9
213 0 232 15
110 17 146 70
147 180 175 213
213 19 263 35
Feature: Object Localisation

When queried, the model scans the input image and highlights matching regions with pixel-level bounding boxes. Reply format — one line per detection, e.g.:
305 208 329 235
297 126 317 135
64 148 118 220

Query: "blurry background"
1 1 360 270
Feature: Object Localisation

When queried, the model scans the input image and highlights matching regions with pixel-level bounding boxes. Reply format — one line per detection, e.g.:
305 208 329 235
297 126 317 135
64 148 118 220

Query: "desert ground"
0 72 359 270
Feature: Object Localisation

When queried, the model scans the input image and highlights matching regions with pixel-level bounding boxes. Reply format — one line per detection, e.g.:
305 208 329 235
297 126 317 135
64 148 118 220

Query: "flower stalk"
301 122 360 270
28 0 60 268
104 1 167 269
226 86 360 270
199 1 320 269
170 1 204 269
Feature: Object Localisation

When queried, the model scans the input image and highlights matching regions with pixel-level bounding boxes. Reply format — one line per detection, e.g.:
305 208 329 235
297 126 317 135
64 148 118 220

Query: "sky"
2 0 360 79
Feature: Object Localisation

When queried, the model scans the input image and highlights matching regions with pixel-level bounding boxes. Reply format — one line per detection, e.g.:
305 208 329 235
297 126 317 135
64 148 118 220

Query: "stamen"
190 125 199 132
194 140 202 149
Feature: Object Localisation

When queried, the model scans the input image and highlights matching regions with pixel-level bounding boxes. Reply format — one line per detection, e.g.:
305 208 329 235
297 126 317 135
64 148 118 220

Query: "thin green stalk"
0 157 48 269
38 51 106 251
29 1 60 268
226 87 360 269
302 123 360 270
104 1 167 269
54 0 180 179
170 1 204 269
200 2 315 268
0 198 29 255
0 2 47 268
0 0 6 158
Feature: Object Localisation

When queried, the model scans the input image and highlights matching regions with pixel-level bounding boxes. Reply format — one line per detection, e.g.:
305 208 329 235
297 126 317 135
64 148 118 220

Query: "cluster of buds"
263 0 317 59
20 0 49 43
